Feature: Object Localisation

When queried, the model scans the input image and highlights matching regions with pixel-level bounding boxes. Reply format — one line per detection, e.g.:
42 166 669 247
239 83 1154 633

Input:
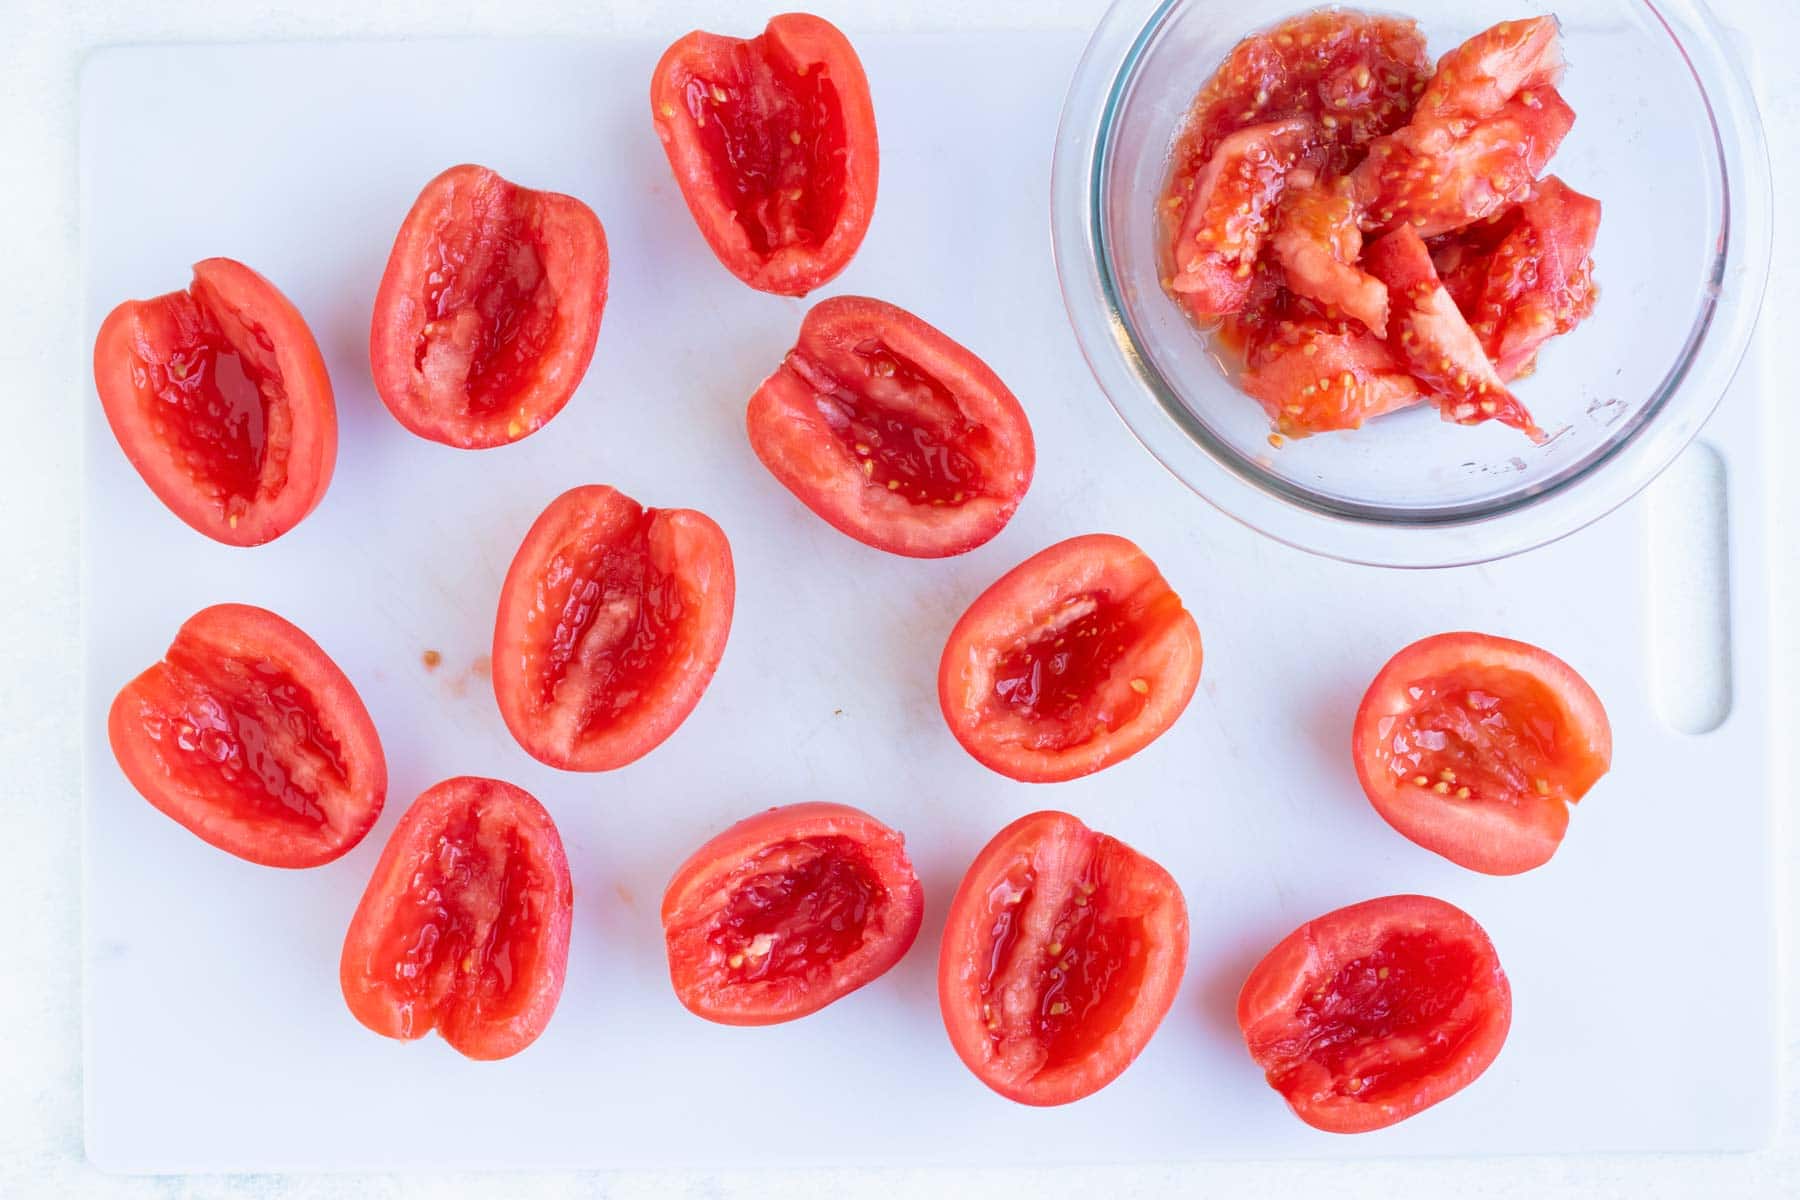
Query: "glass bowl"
1051 0 1771 567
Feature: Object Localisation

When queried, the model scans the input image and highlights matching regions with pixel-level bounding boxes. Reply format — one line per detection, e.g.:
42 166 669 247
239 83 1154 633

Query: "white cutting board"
81 32 1775 1172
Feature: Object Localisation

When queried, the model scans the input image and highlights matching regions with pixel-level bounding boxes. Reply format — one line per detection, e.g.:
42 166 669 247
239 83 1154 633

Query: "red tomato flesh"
747 295 1034 557
661 802 924 1025
492 484 734 772
938 534 1202 782
939 811 1188 1105
93 257 336 546
651 14 877 296
107 603 385 868
1169 118 1317 318
1353 632 1612 875
1222 286 1421 435
340 777 572 1060
1237 895 1511 1133
1270 180 1389 336
369 164 608 448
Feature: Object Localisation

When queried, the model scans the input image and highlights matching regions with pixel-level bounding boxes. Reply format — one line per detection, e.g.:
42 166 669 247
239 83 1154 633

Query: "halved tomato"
1269 179 1389 336
1363 226 1538 435
661 802 924 1025
937 534 1202 782
746 295 1034 557
938 810 1188 1106
107 603 385 868
492 484 734 772
369 163 608 448
340 776 572 1061
1169 118 1316 318
651 13 877 296
1237 894 1511 1133
93 257 336 546
1352 632 1612 875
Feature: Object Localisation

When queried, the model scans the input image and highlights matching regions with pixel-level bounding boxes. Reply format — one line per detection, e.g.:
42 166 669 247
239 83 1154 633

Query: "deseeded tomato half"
1352 632 1612 875
340 777 573 1061
746 296 1034 557
107 603 385 868
369 164 608 448
939 811 1188 1106
1237 895 1511 1133
662 802 924 1025
938 535 1202 782
492 484 734 772
93 257 336 546
651 14 877 296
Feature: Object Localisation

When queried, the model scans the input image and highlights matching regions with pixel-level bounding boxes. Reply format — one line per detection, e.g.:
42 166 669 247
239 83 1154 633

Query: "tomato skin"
339 777 572 1061
1237 895 1511 1133
93 257 337 546
369 164 608 449
651 14 877 296
1352 632 1612 875
938 811 1188 1105
107 603 386 868
746 295 1034 557
661 802 924 1026
938 535 1202 782
492 484 735 772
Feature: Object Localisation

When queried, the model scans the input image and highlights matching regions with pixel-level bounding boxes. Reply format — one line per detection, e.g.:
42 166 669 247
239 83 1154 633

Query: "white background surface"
4 0 1798 1196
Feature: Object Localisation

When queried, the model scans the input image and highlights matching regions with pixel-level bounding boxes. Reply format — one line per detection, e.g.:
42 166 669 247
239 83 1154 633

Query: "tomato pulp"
651 14 877 296
492 484 735 772
939 811 1188 1105
369 163 609 448
107 604 386 867
1237 895 1511 1133
746 295 1035 557
1353 632 1612 875
340 777 573 1060
93 257 337 546
661 802 924 1025
938 534 1201 782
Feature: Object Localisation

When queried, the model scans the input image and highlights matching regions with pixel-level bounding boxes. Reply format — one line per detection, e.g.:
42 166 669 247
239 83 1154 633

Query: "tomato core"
990 599 1137 731
1376 667 1569 803
706 836 881 985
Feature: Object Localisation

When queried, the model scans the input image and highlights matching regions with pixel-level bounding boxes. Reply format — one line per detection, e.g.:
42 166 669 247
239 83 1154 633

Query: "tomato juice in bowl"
1051 0 1769 567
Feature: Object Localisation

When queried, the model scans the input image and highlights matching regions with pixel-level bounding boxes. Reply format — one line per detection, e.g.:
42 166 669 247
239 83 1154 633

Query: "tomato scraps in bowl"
1160 11 1600 438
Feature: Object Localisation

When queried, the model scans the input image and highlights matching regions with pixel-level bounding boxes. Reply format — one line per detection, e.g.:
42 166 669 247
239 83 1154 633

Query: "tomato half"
938 535 1202 782
93 257 336 546
938 811 1188 1105
369 164 608 448
492 484 734 772
650 14 877 296
340 776 572 1061
746 295 1034 557
1352 632 1612 875
1237 894 1511 1133
661 802 924 1025
107 603 385 868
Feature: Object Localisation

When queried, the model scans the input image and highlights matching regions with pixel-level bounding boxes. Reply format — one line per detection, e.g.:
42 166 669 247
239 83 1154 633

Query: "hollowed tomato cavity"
1268 930 1479 1100
370 805 555 1040
682 45 847 259
413 183 556 418
786 339 987 505
705 836 881 985
137 645 346 827
134 284 290 509
1376 666 1573 804
991 597 1143 742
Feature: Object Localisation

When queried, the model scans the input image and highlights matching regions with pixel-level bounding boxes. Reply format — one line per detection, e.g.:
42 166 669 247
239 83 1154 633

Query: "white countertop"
2 0 1795 1196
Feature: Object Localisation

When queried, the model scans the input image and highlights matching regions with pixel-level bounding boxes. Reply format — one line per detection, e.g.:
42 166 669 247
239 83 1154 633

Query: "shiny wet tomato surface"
938 534 1201 782
1353 631 1612 875
93 257 337 546
939 811 1188 1106
340 776 573 1060
651 14 877 296
1238 894 1511 1133
370 163 609 448
661 802 924 1025
747 295 1034 557
492 484 734 772
108 603 385 868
